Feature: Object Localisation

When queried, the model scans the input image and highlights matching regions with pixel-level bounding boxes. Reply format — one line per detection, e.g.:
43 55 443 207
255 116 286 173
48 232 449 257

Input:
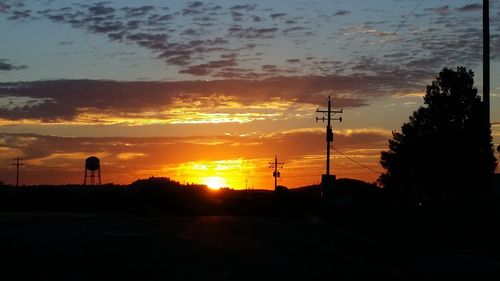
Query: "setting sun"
204 176 227 190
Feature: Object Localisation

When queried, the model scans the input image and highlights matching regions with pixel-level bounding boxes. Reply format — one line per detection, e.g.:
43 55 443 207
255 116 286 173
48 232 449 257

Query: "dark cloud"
107 31 125 41
270 13 286 19
7 9 32 20
363 8 385 13
188 2 203 9
220 53 237 59
127 33 167 49
231 11 244 21
179 59 238 76
193 15 216 23
230 4 257 11
88 3 115 16
148 13 174 23
121 6 155 18
310 59 347 75
262 64 278 71
286 59 301 64
400 18 487 69
0 59 27 71
0 2 11 13
227 27 278 39
89 21 123 33
210 67 255 79
27 2 240 73
181 28 204 36
425 5 450 14
333 10 350 16
283 26 311 36
182 1 207 16
157 38 228 66
126 20 142 29
251 15 261 22
0 73 426 122
457 3 482 12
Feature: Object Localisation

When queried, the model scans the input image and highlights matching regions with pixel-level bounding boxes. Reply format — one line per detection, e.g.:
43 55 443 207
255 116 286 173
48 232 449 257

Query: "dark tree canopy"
379 67 497 196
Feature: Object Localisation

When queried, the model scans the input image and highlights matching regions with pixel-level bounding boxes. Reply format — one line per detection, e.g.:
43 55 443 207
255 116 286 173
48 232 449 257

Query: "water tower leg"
97 168 101 185
83 169 87 185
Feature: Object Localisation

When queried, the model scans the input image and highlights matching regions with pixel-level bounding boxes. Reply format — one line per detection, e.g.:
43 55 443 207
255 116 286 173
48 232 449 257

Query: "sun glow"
163 159 260 189
203 176 227 190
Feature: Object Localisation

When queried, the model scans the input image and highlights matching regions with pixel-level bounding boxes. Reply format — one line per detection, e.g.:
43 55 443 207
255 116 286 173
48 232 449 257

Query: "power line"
441 0 474 27
3 163 73 169
332 147 383 174
374 0 425 57
24 163 68 168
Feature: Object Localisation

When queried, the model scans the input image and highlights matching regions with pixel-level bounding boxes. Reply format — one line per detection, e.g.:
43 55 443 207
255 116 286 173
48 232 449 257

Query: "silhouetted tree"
379 67 497 197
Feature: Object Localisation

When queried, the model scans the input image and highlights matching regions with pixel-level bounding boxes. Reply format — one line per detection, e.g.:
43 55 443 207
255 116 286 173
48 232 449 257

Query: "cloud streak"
0 73 426 124
0 59 27 71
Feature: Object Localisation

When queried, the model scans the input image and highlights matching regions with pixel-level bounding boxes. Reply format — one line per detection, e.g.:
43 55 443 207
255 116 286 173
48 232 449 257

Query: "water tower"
83 156 101 185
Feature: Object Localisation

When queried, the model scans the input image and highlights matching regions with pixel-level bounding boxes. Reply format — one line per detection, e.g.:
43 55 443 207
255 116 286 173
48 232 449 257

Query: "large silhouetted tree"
379 67 497 197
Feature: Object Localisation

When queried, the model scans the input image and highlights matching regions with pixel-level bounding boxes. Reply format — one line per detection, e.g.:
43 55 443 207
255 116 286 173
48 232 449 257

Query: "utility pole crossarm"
316 109 343 114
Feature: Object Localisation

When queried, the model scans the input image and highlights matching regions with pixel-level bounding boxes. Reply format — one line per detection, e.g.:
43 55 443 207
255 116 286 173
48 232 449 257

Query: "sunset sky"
1 0 499 188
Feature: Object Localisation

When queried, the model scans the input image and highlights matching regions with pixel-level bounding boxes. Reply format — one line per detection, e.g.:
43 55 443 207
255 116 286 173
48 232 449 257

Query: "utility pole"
316 96 343 198
12 156 24 187
269 156 284 191
483 0 490 126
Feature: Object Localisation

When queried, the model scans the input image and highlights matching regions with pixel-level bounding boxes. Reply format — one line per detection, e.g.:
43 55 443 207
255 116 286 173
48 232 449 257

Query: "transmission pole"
483 0 490 126
12 156 24 187
316 96 343 198
268 156 284 191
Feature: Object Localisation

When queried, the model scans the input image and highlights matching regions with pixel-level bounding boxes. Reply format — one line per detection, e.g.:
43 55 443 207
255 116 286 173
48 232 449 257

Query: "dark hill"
333 178 380 196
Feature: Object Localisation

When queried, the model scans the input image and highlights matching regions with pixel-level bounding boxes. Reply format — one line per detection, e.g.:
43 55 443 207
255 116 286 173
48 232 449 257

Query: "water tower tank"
84 156 101 185
85 156 100 171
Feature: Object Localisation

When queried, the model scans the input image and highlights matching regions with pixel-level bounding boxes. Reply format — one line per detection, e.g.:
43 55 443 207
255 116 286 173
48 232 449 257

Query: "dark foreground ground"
1 212 499 280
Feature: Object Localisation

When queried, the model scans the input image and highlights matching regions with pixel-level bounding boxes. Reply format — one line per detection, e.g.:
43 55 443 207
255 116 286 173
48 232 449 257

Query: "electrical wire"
374 0 425 57
332 146 384 174
2 163 74 169
24 164 73 169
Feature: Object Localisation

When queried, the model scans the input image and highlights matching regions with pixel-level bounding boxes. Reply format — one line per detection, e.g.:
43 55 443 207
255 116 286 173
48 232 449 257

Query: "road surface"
0 212 498 280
